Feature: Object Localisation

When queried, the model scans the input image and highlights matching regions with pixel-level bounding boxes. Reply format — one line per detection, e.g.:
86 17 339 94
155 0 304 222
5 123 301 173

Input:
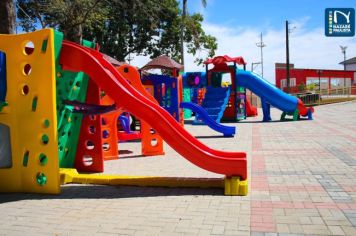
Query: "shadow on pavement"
0 185 223 203
195 135 233 139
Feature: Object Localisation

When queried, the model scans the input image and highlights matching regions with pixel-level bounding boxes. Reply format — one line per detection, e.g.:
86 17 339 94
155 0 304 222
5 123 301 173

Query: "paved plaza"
1 101 356 235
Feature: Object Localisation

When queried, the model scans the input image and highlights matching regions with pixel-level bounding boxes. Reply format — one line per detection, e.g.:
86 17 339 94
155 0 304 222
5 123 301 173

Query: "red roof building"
275 63 356 93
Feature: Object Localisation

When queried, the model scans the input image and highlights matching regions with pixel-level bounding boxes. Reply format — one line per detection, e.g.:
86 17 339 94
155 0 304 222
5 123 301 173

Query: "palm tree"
180 0 207 69
0 0 16 34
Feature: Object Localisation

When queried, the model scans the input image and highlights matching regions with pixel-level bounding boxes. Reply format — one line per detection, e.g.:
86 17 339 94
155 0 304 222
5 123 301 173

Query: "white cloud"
185 18 356 84
131 17 356 84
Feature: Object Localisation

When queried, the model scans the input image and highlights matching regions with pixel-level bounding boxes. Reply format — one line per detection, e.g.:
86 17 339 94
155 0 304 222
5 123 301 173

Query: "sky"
132 0 356 84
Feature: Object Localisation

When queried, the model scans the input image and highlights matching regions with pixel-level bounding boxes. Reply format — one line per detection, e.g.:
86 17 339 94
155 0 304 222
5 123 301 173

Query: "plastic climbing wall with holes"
142 75 180 122
0 29 60 194
74 78 119 173
116 65 164 156
74 79 103 172
54 31 96 168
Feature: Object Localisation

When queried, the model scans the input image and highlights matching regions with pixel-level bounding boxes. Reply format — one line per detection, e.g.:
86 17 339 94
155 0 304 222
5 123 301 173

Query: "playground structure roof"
141 55 183 71
204 55 246 66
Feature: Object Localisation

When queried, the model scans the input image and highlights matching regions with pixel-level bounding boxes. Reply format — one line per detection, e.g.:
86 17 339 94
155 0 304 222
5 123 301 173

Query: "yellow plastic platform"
60 169 248 196
0 29 60 194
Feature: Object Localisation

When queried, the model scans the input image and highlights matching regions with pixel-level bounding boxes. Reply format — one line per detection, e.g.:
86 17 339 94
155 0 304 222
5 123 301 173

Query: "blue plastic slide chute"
118 115 132 134
0 52 6 103
180 102 236 137
236 70 313 121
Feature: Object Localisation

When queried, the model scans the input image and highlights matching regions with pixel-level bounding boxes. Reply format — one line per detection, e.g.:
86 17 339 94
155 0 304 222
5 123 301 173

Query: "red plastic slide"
246 99 258 117
59 41 247 179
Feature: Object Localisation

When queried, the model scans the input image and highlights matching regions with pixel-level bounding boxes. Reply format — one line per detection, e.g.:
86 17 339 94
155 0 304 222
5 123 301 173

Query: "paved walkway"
0 101 356 235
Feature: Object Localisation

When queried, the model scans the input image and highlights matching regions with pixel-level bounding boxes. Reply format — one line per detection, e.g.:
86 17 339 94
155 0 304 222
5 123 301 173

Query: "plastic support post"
261 98 271 122
307 108 313 120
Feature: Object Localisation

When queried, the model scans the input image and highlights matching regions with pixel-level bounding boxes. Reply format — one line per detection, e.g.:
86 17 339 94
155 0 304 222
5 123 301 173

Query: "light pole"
340 45 347 70
256 33 266 77
318 70 323 104
286 21 290 93
286 20 296 93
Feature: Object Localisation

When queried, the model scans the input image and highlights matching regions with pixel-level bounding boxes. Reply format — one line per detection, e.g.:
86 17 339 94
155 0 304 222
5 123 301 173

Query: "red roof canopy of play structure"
204 55 246 66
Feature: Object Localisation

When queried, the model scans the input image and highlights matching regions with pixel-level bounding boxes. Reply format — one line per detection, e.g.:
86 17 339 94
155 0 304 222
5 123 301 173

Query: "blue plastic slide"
236 70 313 120
118 115 132 133
180 102 236 137
0 52 6 102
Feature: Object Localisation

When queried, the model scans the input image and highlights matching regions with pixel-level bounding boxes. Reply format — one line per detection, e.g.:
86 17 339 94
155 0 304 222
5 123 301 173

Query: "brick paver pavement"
0 101 355 235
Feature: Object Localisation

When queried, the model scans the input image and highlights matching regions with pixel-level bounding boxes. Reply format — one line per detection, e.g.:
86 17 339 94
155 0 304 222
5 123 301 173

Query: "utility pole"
256 33 266 77
286 20 290 93
340 45 347 70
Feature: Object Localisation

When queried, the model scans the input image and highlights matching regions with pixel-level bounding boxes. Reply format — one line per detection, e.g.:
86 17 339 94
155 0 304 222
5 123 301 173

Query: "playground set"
182 55 313 123
0 29 248 196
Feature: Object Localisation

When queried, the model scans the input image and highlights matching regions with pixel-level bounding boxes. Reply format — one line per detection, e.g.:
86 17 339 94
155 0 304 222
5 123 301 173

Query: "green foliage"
17 0 217 66
298 82 306 92
184 13 217 64
17 0 108 43
307 83 316 91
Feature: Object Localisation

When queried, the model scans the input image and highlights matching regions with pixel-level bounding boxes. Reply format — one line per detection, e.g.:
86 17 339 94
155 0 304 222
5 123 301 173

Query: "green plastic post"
54 31 95 168
0 101 8 112
293 109 299 121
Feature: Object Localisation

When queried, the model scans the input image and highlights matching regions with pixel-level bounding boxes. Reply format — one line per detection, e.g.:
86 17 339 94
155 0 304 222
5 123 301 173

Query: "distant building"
275 63 355 93
340 57 356 71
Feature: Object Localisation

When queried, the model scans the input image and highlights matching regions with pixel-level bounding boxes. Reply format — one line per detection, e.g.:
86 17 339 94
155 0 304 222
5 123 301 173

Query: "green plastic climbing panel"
54 32 95 168
183 88 192 119
280 109 300 121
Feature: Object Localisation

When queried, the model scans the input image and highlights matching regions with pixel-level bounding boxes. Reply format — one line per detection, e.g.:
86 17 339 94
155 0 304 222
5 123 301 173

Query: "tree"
84 0 216 64
17 0 216 65
0 0 16 34
298 82 306 92
17 0 108 43
181 0 207 67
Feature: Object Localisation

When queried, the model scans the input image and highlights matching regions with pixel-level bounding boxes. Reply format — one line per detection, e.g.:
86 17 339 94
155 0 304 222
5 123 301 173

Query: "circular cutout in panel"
41 134 49 145
23 41 35 55
83 155 93 166
103 143 110 151
39 153 48 166
23 64 32 76
22 85 30 95
102 130 110 139
36 172 47 186
43 119 50 128
150 129 156 134
88 125 96 134
85 140 95 150
151 139 158 147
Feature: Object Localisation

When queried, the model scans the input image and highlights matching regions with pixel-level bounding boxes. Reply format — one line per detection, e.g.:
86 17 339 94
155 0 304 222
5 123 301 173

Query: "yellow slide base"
60 169 248 196
224 176 248 196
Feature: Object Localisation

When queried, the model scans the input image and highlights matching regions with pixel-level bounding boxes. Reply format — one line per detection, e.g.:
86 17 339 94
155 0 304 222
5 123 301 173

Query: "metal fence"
291 86 356 106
